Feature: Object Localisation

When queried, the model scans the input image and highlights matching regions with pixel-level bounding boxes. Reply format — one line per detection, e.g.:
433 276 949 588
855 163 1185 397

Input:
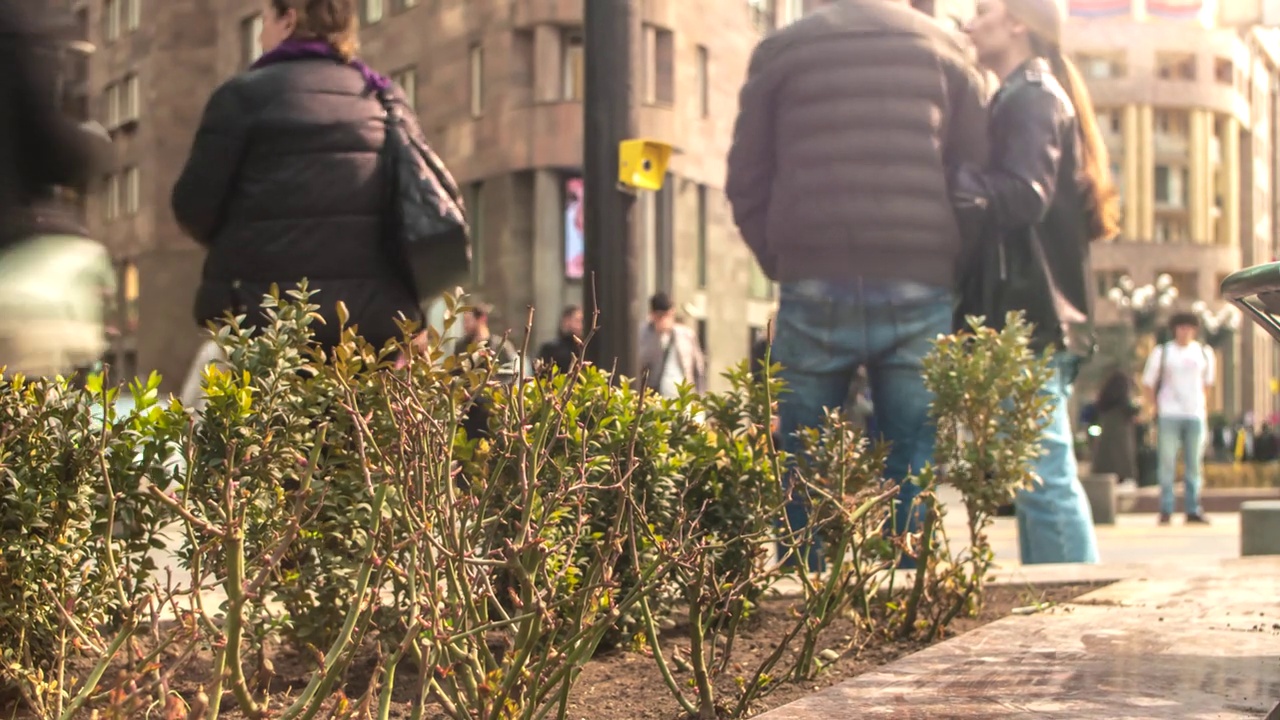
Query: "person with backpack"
172 0 431 352
1141 313 1216 525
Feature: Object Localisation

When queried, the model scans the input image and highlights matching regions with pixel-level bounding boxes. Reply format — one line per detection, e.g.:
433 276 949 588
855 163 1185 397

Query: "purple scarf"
250 38 391 93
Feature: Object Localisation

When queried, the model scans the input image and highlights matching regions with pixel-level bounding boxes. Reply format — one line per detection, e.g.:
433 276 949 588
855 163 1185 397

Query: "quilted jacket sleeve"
171 80 253 246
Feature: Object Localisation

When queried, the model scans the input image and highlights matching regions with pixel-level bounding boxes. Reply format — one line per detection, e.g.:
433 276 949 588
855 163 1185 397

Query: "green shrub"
0 371 173 717
0 292 1059 720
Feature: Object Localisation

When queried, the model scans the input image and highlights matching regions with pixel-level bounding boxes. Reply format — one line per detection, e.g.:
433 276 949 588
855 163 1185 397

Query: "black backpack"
376 90 471 304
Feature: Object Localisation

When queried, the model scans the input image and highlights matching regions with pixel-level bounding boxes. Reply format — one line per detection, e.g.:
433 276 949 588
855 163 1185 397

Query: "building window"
125 0 140 31
1156 270 1197 298
1154 217 1190 244
105 174 120 221
391 67 417 110
562 29 584 101
364 0 384 24
1095 107 1121 135
748 260 774 300
121 73 140 125
654 173 675 293
1110 161 1125 217
780 0 806 24
241 14 263 68
1215 57 1233 85
123 166 140 215
1095 270 1127 298
1074 52 1125 79
1154 109 1189 138
1156 52 1196 81
1154 165 1189 209
696 46 710 118
747 0 775 32
644 25 675 106
104 0 119 42
464 181 485 285
469 43 484 117
104 82 119 127
696 184 708 288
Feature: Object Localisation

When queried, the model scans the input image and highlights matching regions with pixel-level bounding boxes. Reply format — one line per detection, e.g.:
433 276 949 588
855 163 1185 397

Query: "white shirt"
657 332 685 398
1142 341 1215 420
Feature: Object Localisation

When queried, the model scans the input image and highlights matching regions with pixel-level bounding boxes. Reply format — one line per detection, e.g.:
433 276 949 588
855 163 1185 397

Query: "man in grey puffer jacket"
726 0 989 570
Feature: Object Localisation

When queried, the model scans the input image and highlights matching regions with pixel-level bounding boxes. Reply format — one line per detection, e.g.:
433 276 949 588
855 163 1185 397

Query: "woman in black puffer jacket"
172 0 425 350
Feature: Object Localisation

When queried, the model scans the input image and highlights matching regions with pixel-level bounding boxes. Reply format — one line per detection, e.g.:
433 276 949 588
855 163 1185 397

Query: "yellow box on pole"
618 139 672 190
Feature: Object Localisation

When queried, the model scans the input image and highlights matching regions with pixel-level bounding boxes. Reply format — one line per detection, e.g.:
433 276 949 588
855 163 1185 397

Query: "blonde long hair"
270 0 360 61
1040 39 1121 241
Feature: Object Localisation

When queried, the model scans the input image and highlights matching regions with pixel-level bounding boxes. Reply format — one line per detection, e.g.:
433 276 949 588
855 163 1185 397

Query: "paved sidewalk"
759 556 1280 719
934 485 1240 584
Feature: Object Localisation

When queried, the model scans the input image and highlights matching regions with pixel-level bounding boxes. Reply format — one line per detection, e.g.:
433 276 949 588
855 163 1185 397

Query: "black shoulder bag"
376 90 471 303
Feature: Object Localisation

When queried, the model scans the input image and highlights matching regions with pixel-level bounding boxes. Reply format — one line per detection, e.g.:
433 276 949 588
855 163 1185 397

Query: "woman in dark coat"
1092 369 1139 482
958 0 1119 564
171 0 426 350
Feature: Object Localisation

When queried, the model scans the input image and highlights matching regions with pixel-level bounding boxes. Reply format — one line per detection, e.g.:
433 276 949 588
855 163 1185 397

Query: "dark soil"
563 582 1099 719
17 582 1100 719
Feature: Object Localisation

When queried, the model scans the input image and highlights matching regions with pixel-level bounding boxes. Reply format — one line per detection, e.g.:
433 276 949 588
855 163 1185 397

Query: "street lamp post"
1104 273 1180 371
1191 300 1243 349
582 0 639 377
1105 273 1179 336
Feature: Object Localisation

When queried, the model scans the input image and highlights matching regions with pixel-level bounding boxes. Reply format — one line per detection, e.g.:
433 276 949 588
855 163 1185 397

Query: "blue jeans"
1157 416 1206 516
773 278 953 571
1015 353 1100 565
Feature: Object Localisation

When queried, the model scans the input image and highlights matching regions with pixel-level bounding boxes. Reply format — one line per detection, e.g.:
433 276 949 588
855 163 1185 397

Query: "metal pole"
583 0 637 376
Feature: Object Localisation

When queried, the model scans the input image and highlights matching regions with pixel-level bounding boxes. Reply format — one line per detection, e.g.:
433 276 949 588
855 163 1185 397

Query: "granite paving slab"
757 558 1280 719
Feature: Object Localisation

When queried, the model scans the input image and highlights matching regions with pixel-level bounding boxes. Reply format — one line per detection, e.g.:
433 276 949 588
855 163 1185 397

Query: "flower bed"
0 287 1054 720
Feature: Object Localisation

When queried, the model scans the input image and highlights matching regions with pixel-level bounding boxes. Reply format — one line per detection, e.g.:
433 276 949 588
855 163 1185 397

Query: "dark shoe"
1186 514 1211 525
1158 513 1171 526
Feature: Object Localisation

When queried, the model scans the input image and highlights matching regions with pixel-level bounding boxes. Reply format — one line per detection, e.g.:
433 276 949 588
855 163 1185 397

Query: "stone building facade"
75 0 819 391
1063 7 1280 421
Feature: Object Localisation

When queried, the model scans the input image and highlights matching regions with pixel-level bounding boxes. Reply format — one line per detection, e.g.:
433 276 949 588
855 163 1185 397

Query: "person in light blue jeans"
1015 353 1100 564
956 0 1116 564
1142 312 1215 525
772 279 954 571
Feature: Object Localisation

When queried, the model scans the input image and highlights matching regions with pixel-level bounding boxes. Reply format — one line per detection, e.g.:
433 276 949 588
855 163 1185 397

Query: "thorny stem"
57 613 139 720
278 485 390 720
95 379 129 609
218 463 266 720
686 594 718 720
899 497 939 640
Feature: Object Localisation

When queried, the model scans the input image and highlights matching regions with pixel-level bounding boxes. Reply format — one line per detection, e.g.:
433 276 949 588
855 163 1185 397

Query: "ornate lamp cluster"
1105 273 1179 334
1191 300 1242 348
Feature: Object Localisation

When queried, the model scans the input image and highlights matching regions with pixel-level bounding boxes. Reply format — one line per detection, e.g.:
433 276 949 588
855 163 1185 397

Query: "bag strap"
1155 341 1169 411
649 330 676 390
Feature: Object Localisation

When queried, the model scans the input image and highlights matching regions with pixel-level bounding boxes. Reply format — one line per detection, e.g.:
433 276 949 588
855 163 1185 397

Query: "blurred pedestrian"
956 0 1120 563
726 0 989 571
0 0 100 236
455 304 520 380
1142 313 1215 525
454 303 519 440
0 1 114 378
1093 369 1139 483
172 0 426 352
637 293 706 398
536 305 582 376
